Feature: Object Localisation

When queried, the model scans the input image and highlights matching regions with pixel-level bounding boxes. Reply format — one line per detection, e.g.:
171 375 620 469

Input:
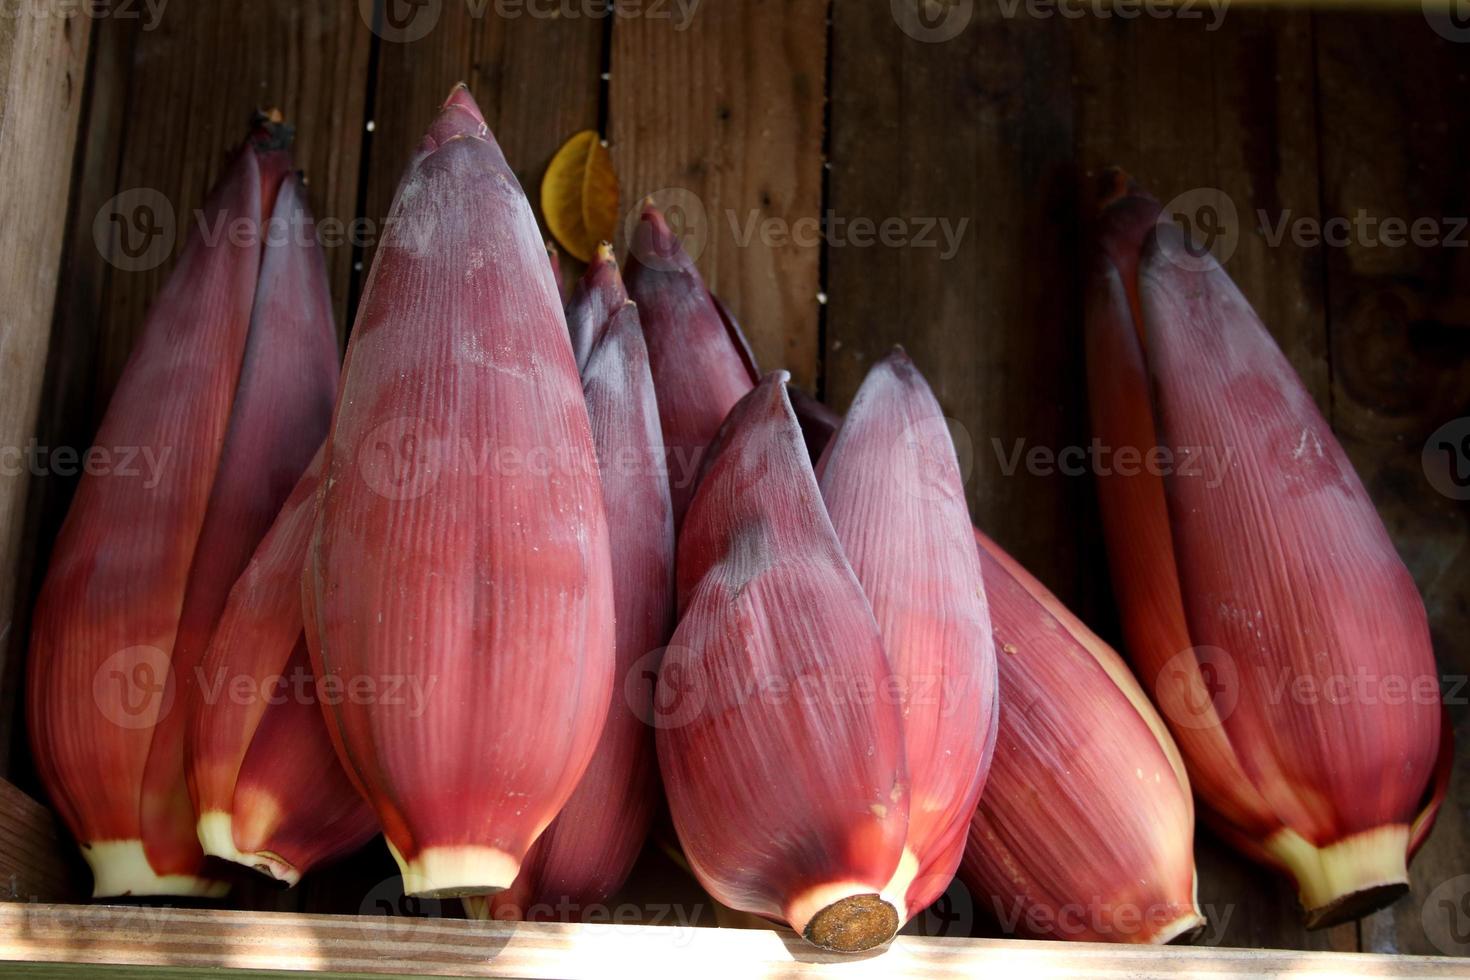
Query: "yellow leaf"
541 130 619 264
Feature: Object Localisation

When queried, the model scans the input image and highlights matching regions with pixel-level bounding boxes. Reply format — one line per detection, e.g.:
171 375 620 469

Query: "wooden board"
0 0 92 774
0 779 78 903
3 903 1466 979
827 0 1082 597
362 1 604 302
1315 14 1470 958
609 0 827 389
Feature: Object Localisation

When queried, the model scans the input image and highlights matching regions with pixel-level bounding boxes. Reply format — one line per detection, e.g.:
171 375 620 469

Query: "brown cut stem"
802 894 899 952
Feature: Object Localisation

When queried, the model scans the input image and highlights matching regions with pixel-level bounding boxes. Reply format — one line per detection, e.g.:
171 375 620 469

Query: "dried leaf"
542 130 619 263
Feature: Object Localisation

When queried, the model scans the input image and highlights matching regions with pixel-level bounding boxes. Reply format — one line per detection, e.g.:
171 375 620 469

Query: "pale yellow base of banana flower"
1265 825 1410 929
878 847 921 921
196 805 299 887
387 841 521 899
83 840 229 899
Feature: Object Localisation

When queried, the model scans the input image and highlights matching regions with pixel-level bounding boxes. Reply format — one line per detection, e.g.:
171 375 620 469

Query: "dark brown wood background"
4 0 1468 958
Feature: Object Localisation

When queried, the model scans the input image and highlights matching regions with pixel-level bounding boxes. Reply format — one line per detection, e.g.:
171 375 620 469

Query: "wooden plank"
362 2 604 299
0 0 92 774
93 1 372 378
0 779 78 903
1 904 1465 979
828 4 1081 591
609 0 826 389
11 3 134 782
1068 13 1350 953
1313 13 1470 958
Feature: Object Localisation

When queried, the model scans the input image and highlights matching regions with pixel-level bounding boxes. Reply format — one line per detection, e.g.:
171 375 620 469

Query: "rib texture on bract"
140 162 341 883
304 87 615 899
29 122 335 897
624 203 756 524
189 448 377 884
1086 174 1446 925
816 350 997 923
1137 216 1441 921
472 250 673 921
960 530 1202 944
659 372 908 952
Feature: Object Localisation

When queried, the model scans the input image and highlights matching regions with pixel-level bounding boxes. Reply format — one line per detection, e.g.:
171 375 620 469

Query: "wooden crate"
2 1 1468 974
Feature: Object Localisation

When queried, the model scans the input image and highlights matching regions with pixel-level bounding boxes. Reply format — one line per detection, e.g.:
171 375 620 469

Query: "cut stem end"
802 894 899 952
786 882 898 952
1265 824 1411 928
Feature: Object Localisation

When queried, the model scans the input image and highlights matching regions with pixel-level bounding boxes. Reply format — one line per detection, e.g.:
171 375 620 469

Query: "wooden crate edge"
0 903 1465 979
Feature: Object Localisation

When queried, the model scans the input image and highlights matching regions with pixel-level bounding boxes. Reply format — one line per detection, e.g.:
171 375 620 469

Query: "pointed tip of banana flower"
247 108 295 153
1093 175 1161 301
239 115 296 236
566 245 630 372
632 201 689 274
1095 167 1141 210
442 81 484 121
418 86 490 159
